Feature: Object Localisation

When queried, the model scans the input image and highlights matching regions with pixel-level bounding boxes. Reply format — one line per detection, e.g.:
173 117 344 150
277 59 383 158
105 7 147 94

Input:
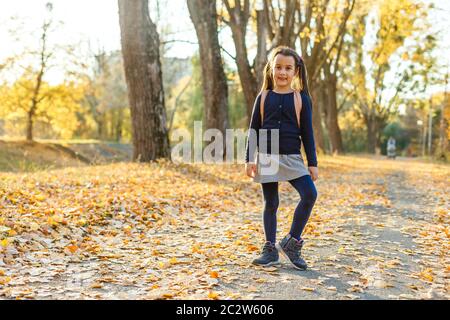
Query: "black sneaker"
276 234 307 270
252 241 280 267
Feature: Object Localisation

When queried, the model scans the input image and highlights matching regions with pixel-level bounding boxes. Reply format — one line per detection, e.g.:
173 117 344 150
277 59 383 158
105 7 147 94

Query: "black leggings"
261 175 317 243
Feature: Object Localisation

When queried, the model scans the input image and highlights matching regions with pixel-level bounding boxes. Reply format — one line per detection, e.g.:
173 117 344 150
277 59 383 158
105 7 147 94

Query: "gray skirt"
252 152 310 184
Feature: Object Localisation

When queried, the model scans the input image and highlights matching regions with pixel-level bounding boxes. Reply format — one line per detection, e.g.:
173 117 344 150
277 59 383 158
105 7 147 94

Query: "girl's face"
272 54 297 90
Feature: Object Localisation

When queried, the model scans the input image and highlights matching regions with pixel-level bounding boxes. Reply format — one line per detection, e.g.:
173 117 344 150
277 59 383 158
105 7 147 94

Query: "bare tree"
221 0 257 119
262 0 298 49
438 68 449 160
346 1 423 153
118 0 170 161
321 0 356 154
297 0 355 153
187 0 229 157
218 1 271 119
22 3 55 141
255 8 269 91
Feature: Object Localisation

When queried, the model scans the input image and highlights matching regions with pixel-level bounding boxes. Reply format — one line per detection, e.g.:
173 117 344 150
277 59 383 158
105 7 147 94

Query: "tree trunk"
223 0 257 120
310 84 326 154
97 113 106 140
115 108 123 142
255 9 268 92
422 113 427 157
298 0 355 155
318 82 332 153
264 0 297 49
365 115 378 154
438 95 448 159
118 0 170 162
367 122 376 154
25 15 49 142
187 0 229 157
230 23 257 120
26 111 34 141
27 63 45 142
427 99 433 156
438 73 448 159
325 73 344 154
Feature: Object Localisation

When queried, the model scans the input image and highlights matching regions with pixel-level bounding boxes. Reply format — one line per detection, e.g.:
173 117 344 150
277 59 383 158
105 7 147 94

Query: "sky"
0 0 200 84
0 0 198 58
0 0 449 95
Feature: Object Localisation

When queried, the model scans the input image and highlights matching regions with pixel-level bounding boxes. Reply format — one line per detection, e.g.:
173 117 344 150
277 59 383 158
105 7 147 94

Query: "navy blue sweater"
245 90 318 167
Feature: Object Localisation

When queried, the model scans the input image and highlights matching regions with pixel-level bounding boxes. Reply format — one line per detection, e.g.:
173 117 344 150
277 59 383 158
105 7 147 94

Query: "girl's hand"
245 162 257 178
308 166 318 181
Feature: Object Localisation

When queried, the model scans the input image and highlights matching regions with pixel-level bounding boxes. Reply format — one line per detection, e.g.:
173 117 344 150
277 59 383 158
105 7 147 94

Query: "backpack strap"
260 90 302 128
294 90 302 128
260 90 269 125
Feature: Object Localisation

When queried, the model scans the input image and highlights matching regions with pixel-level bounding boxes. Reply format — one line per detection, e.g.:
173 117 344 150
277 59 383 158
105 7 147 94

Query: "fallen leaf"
65 245 78 254
0 239 8 248
208 291 220 299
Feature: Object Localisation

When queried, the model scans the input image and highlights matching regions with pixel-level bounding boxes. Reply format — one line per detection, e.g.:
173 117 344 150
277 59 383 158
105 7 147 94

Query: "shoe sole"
251 260 281 267
275 243 307 271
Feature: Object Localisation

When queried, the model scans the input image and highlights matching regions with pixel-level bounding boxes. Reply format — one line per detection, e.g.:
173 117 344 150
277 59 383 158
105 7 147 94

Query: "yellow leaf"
0 276 11 285
47 217 57 226
418 268 434 282
30 222 40 231
0 239 8 248
77 219 87 227
208 291 219 300
35 194 46 202
123 225 132 235
66 245 78 254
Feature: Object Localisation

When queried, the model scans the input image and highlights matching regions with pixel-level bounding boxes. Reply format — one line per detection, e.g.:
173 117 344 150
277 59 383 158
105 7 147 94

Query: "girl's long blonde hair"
261 46 311 98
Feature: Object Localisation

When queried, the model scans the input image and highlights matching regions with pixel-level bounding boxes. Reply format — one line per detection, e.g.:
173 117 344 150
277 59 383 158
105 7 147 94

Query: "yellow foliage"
0 73 85 139
371 0 419 65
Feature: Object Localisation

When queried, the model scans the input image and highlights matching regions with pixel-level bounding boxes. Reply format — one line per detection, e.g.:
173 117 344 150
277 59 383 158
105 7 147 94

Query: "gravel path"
1 155 447 300
217 157 449 300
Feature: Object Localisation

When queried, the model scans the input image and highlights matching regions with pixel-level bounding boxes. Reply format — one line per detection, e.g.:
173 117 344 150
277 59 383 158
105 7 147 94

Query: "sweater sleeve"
245 93 262 163
300 94 318 167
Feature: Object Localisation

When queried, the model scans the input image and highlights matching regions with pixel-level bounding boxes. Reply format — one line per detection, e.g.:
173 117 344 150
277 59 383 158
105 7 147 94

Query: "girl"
244 46 318 270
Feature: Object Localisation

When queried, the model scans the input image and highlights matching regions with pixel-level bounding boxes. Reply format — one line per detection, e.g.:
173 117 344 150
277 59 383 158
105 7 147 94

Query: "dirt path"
220 161 447 299
0 156 448 299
